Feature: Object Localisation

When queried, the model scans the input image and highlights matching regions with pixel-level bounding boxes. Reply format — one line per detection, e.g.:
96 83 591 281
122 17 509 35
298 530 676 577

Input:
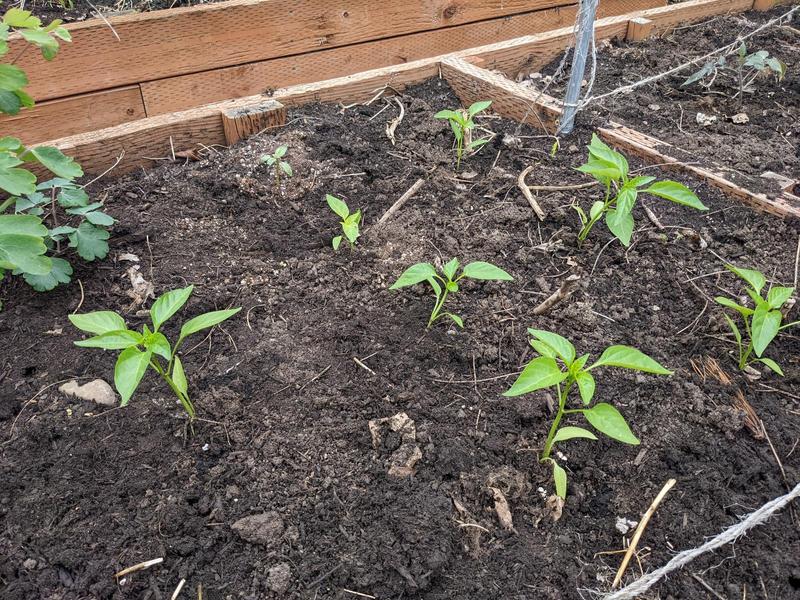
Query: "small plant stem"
50 188 61 252
542 381 572 459
0 198 15 213
428 288 450 327
578 188 612 243
150 359 195 419
274 167 280 188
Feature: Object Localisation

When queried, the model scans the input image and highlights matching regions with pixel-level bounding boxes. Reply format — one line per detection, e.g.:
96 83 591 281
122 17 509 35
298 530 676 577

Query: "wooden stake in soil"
377 178 425 225
612 479 676 588
221 100 286 145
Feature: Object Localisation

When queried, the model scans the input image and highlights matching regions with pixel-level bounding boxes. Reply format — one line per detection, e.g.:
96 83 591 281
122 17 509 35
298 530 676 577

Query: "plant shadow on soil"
1 77 799 599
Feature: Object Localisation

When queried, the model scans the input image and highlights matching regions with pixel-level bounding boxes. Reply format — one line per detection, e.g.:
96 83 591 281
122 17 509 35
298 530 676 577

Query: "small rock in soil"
231 512 284 546
58 379 117 406
266 562 292 594
731 112 749 124
615 516 638 534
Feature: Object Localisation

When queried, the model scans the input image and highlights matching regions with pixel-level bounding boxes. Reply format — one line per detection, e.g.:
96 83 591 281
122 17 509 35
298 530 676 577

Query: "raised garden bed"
2 77 799 599
538 5 800 198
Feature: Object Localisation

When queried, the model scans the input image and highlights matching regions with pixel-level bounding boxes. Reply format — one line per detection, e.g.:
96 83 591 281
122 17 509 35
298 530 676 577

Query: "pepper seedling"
326 194 361 250
69 285 241 419
575 134 707 246
434 100 492 169
715 264 798 375
504 329 671 499
260 145 293 188
390 258 512 328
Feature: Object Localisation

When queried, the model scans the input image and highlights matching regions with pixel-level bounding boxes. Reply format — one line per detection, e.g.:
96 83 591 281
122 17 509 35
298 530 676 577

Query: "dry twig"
517 166 546 220
533 274 581 315
377 179 425 225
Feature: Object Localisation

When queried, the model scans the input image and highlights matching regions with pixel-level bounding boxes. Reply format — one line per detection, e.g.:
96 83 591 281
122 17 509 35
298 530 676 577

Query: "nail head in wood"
221 99 286 146
626 17 654 41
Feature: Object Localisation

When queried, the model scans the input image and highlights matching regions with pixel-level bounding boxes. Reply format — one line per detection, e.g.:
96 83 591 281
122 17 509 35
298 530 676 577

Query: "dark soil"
539 6 800 197
1 78 799 600
0 0 218 24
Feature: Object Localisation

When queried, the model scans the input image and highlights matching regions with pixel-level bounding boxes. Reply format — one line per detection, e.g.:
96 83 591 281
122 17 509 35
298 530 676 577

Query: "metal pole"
557 0 599 136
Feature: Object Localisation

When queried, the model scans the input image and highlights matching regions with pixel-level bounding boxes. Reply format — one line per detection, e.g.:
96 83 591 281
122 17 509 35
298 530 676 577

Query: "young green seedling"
434 100 492 169
260 145 293 188
504 329 672 499
575 134 707 246
326 194 361 250
69 285 241 419
715 264 798 375
390 258 512 328
683 42 785 109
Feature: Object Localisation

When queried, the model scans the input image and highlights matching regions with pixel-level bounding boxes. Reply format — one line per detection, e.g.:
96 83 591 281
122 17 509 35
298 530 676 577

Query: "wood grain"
0 86 146 145
222 100 286 145
9 0 576 102
141 0 661 116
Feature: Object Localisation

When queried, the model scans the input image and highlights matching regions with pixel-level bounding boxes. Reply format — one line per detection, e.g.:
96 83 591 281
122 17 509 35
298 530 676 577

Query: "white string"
576 4 799 110
603 481 800 600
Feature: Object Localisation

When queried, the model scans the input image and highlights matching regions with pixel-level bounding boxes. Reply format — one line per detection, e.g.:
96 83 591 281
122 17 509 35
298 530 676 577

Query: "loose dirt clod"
489 486 514 530
231 512 285 546
368 412 422 478
267 562 292 594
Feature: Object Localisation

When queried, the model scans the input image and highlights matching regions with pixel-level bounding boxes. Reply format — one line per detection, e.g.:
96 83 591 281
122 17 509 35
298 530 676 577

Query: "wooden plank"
48 61 439 176
0 86 146 146
441 57 562 133
221 100 286 145
626 17 654 40
10 0 578 102
141 0 660 116
598 123 800 218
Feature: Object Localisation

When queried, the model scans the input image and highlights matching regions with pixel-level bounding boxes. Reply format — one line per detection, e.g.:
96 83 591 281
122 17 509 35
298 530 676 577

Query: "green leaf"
332 235 342 250
587 133 628 179
390 262 437 289
326 194 349 220
755 357 783 376
3 8 41 28
725 264 766 294
723 314 742 347
576 162 620 183
589 345 672 374
527 329 575 365
57 187 89 208
715 296 754 317
643 181 707 211
530 339 557 358
583 403 639 445
179 307 241 340
589 200 605 220
19 29 58 54
0 90 22 115
342 212 360 245
553 426 598 444
751 304 781 357
575 371 596 405
0 63 28 91
461 261 513 281
172 355 188 396
434 109 461 121
503 356 567 397
605 208 634 246
442 258 460 281
0 153 37 196
467 100 492 116
628 176 656 188
279 162 293 177
29 147 82 179
114 347 152 406
552 461 567 499
145 331 172 361
22 256 72 290
616 187 637 216
68 310 126 334
67 222 110 261
274 145 287 158
74 329 143 350
446 313 464 328
151 285 193 331
0 232 50 274
766 286 794 310
83 210 115 226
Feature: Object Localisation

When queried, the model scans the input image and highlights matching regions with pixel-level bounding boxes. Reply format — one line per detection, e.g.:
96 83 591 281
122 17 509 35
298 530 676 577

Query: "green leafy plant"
390 258 512 328
0 10 109 293
326 194 361 250
260 145 292 188
574 134 707 246
683 43 785 109
504 329 671 499
434 100 492 169
69 286 241 419
714 264 798 375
